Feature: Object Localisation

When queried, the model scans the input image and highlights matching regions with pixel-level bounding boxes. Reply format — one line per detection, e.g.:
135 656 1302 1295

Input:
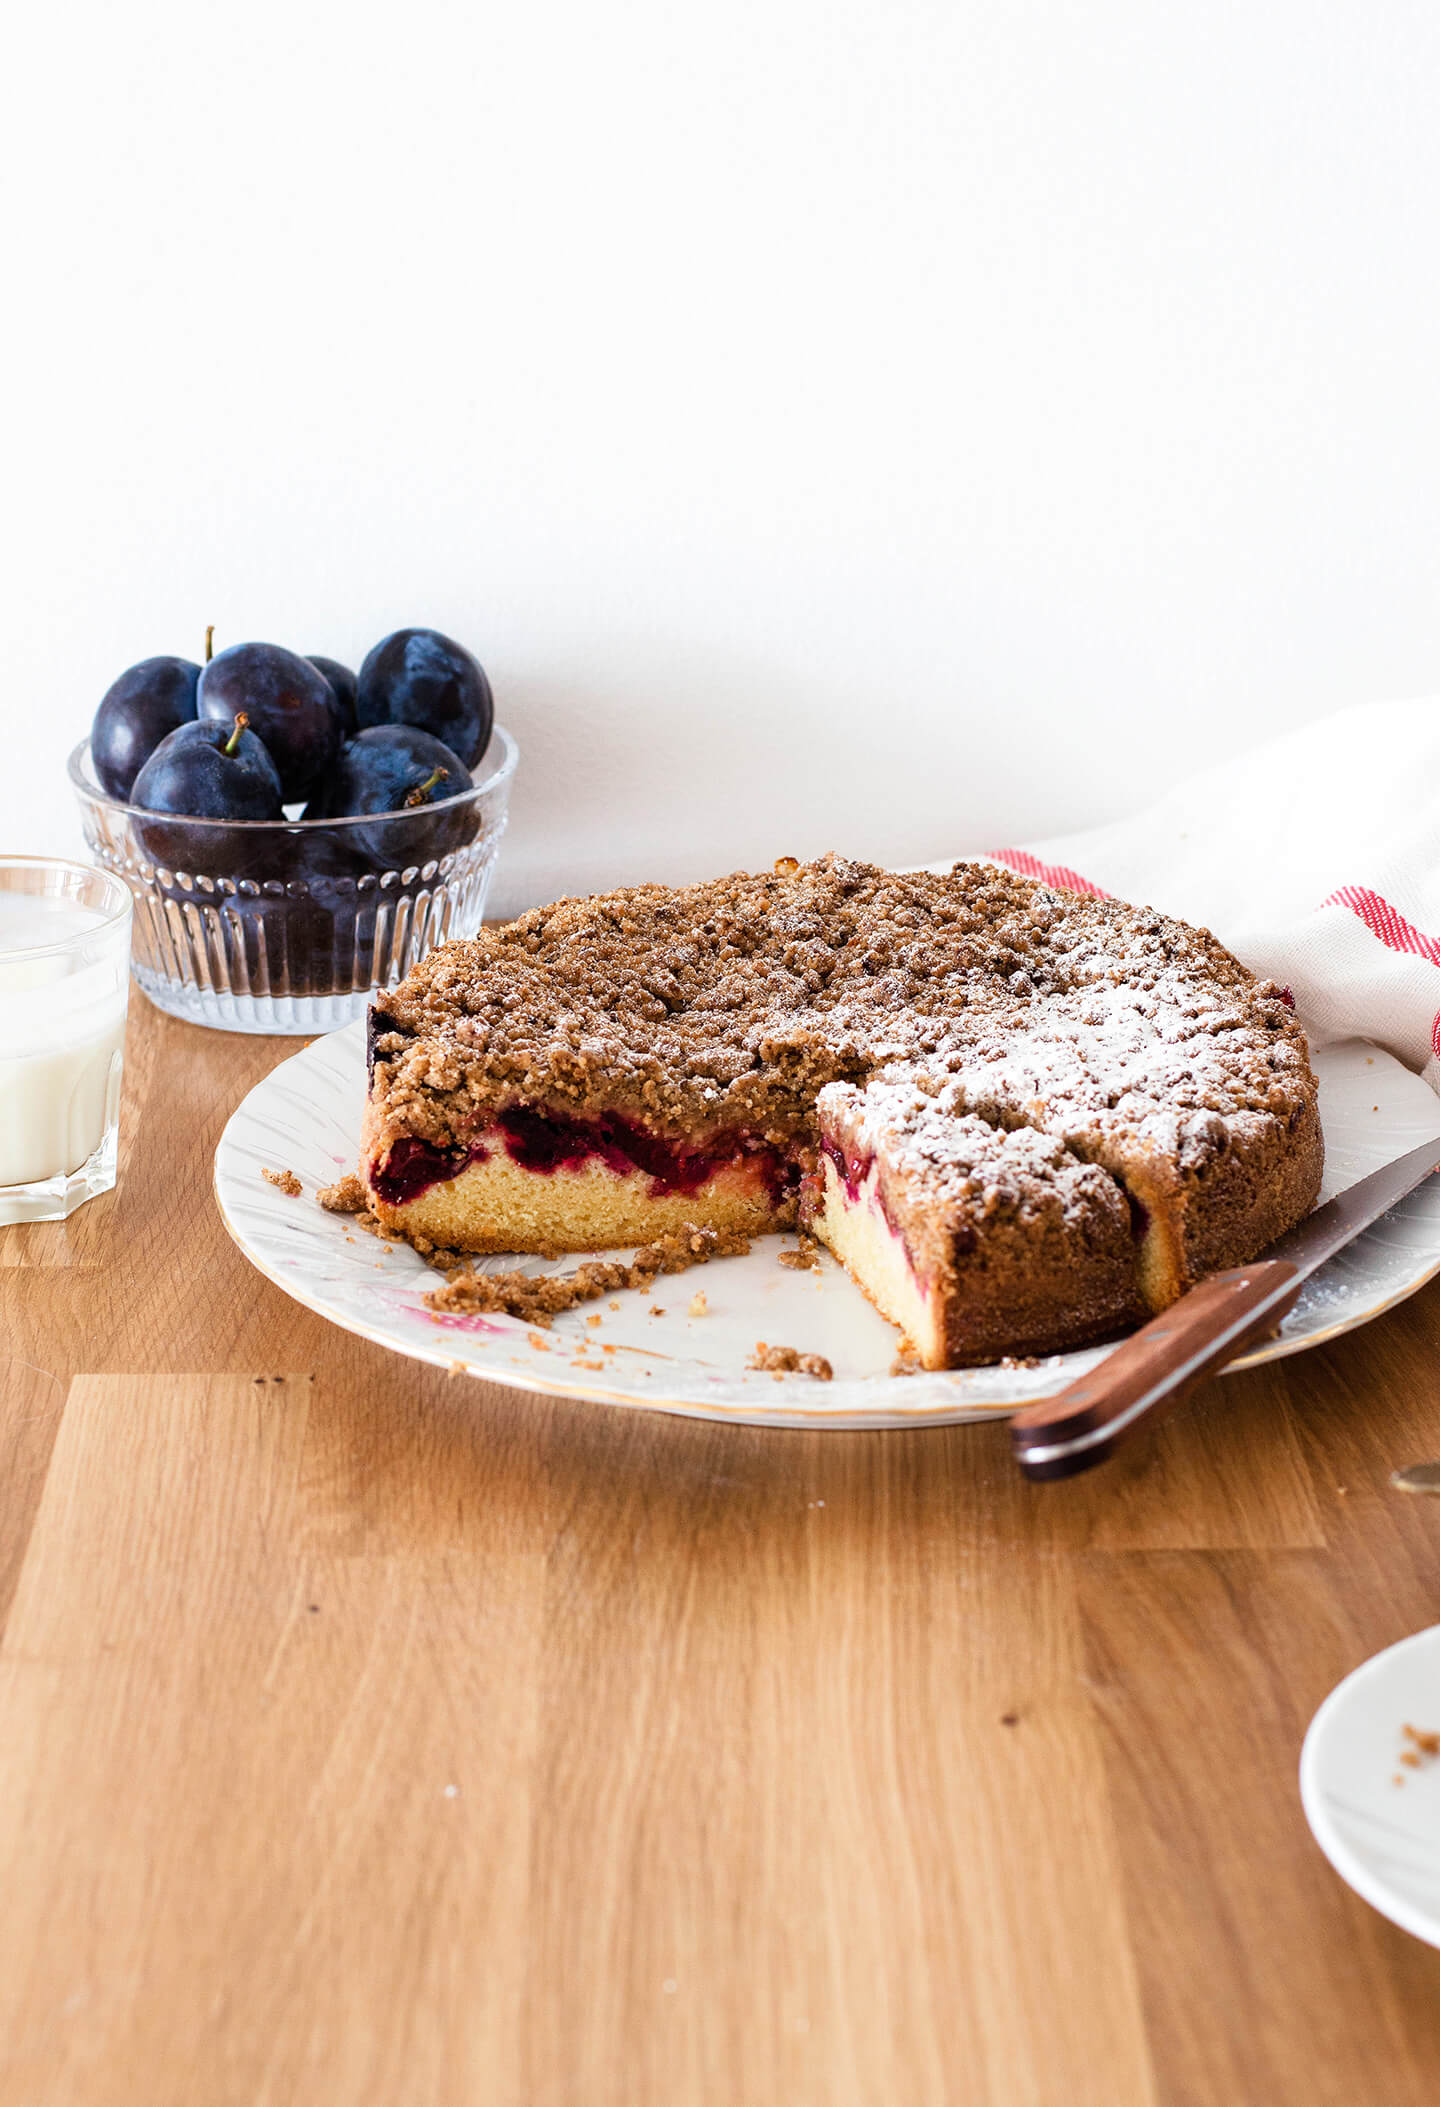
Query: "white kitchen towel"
988 697 1440 1091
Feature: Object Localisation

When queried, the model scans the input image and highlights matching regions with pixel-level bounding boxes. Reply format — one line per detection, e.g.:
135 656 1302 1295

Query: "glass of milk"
0 859 132 1224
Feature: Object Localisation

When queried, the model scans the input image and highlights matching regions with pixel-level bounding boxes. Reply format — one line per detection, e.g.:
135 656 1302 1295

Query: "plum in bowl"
68 725 517 1034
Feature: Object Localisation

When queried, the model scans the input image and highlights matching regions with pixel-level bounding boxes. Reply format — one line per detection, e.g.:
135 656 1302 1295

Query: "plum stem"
224 713 250 758
205 624 215 663
404 766 449 808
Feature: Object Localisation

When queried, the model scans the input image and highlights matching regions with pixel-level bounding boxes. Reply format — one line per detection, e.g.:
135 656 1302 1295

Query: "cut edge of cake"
800 1080 1147 1368
366 1131 792 1253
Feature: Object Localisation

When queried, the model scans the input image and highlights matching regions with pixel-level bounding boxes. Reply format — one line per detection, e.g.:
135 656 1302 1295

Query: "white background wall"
5 0 1440 915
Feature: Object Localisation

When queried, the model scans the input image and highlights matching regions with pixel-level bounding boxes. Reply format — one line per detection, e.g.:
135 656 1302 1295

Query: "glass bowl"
68 725 517 1034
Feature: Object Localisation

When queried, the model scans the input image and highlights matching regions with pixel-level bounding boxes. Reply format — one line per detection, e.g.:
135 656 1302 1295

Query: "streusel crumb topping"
367 855 1309 1163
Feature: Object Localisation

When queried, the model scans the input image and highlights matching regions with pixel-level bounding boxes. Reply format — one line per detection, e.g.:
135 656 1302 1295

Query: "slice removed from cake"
801 1080 1144 1368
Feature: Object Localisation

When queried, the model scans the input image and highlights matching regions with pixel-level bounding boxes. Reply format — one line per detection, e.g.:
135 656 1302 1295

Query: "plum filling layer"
372 1134 487 1205
371 1107 798 1208
821 1136 867 1202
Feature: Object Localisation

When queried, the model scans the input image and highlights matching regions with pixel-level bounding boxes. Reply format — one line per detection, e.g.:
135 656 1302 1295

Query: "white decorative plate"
1301 1626 1440 1948
214 1028 1440 1429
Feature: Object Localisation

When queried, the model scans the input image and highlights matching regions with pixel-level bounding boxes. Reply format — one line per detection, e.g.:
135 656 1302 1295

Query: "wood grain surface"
3 1000 1440 2106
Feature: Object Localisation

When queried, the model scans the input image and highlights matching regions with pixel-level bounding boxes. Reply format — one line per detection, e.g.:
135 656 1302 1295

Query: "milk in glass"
0 893 128 1188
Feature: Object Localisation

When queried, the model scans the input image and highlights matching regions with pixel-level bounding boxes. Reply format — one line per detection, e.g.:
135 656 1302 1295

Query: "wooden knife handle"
1010 1259 1304 1482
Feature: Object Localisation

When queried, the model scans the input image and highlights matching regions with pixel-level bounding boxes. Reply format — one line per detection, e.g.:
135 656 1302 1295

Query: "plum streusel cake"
361 855 1322 1367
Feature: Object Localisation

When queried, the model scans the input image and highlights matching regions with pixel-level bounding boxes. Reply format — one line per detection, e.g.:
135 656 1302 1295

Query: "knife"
1010 1133 1440 1482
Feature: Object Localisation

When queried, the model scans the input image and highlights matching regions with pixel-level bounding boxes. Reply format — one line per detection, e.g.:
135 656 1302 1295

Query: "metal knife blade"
1260 1132 1440 1281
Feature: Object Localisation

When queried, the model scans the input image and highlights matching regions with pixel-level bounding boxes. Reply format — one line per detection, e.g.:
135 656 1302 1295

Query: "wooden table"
3 1000 1440 2106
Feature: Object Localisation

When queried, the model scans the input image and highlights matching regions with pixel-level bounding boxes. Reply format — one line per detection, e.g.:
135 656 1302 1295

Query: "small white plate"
1301 1627 1440 1948
214 1028 1440 1429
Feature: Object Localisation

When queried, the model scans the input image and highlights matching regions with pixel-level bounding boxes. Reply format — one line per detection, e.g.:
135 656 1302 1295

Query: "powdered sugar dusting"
370 856 1308 1148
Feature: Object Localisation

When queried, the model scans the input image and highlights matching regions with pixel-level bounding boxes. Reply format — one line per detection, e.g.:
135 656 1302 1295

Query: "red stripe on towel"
1321 885 1440 969
989 848 1108 899
1320 885 1440 1065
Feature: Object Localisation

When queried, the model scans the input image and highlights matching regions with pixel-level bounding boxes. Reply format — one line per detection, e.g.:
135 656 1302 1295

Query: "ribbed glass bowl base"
134 970 388 1035
69 729 517 1034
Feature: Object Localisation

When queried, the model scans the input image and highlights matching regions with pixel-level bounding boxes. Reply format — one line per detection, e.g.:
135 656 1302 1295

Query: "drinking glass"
0 858 132 1224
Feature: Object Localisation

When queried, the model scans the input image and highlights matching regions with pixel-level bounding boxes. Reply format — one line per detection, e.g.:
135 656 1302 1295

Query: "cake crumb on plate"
777 1235 821 1272
317 1172 367 1214
426 1223 750 1325
748 1341 833 1380
262 1167 302 1197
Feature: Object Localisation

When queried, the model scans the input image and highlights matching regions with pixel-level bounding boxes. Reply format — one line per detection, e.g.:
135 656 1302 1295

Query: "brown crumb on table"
317 1172 367 1214
425 1223 751 1325
688 1291 708 1317
747 1341 834 1381
263 1167 303 1197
